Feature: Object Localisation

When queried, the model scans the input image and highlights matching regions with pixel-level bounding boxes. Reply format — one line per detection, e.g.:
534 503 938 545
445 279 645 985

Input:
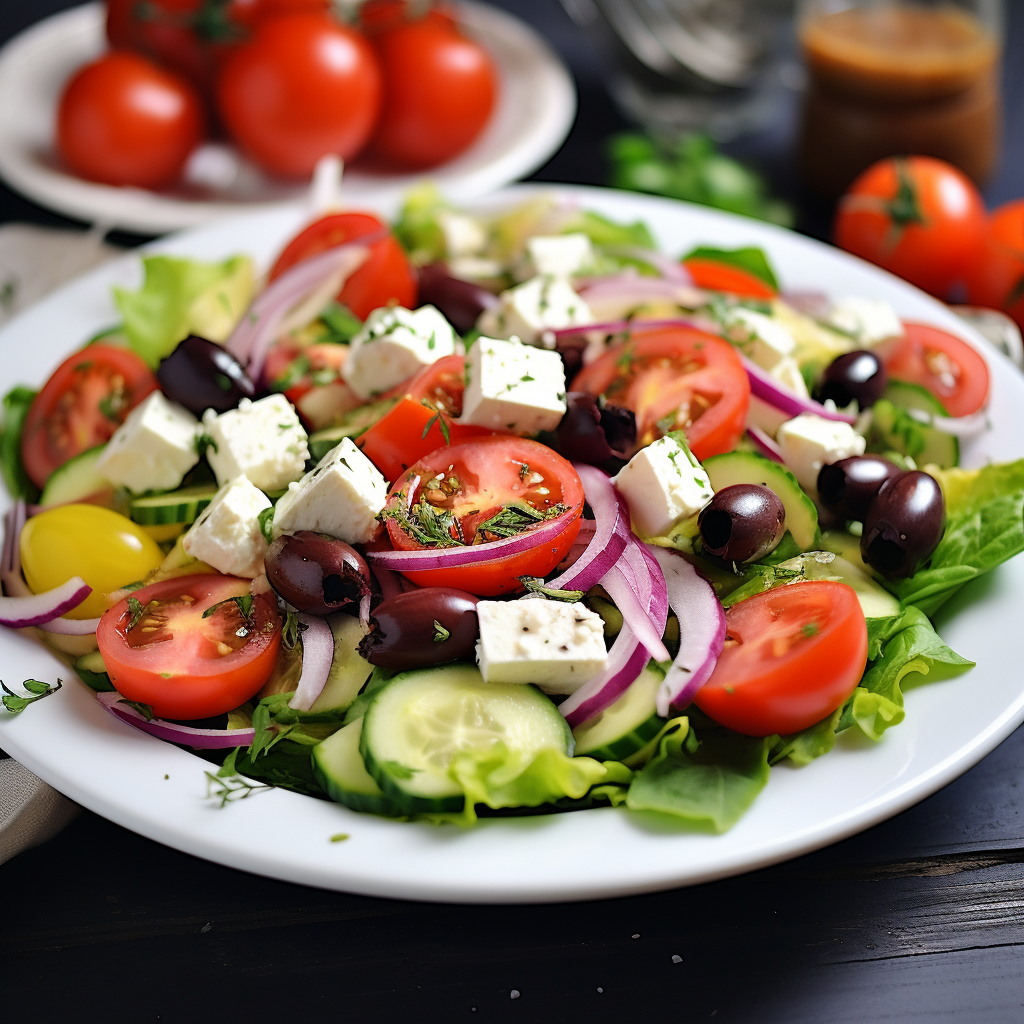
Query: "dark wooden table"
2 4 1023 1021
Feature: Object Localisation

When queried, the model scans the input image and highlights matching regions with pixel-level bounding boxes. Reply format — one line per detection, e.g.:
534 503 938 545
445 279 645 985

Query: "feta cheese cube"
827 297 904 347
724 307 796 371
439 212 487 259
460 336 567 435
525 233 594 278
776 413 866 496
769 356 811 399
476 274 592 344
203 394 308 493
272 437 387 545
182 476 270 578
613 435 714 538
95 391 199 494
475 600 608 694
342 304 457 399
447 257 505 281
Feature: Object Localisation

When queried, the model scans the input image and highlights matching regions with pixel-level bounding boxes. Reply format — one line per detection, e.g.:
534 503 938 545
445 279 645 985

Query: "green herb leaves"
1 678 62 714
476 502 568 540
518 576 585 602
257 507 275 544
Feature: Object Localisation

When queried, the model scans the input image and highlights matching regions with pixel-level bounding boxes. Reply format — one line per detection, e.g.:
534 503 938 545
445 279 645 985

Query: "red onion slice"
0 576 92 628
743 355 857 424
578 271 704 306
746 425 784 462
370 562 405 603
560 622 650 728
96 691 255 749
646 545 726 716
288 613 335 712
601 556 670 663
905 406 990 438
37 614 102 635
604 246 695 285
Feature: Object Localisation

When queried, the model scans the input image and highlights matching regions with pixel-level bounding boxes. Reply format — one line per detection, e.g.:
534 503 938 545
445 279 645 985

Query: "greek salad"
1 187 1021 831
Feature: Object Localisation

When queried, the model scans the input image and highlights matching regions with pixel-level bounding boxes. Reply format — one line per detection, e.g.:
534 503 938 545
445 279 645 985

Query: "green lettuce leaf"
557 209 655 250
769 708 842 766
888 459 1024 615
625 720 772 832
682 245 779 290
392 183 449 266
0 385 39 501
113 254 253 368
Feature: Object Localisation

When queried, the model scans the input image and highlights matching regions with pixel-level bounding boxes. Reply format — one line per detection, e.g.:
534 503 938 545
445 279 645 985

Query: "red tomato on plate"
268 212 416 320
571 326 750 460
964 199 1024 331
682 258 777 300
695 581 868 737
97 575 281 720
883 322 990 418
382 436 584 595
56 52 205 189
833 156 986 299
216 13 382 177
21 345 159 490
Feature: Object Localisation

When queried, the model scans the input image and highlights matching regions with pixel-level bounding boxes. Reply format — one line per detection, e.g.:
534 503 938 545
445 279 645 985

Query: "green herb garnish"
1 678 62 714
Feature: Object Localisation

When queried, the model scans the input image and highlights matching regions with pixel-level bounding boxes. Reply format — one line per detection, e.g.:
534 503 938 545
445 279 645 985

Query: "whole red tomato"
964 200 1024 331
833 156 987 299
358 0 455 35
367 15 497 169
216 13 382 177
57 52 205 188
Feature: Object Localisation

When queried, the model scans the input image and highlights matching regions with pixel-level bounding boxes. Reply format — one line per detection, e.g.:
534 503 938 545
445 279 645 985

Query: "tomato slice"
571 326 750 460
695 581 868 737
263 341 347 404
97 575 282 720
21 345 159 490
883 322 990 418
268 212 416 320
683 258 778 299
382 436 584 595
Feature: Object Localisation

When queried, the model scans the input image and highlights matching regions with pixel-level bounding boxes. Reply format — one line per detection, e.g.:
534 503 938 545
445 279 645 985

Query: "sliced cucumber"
704 450 819 550
867 380 959 468
360 664 572 813
74 649 114 692
305 613 375 717
39 445 112 506
572 663 664 762
313 718 396 815
129 484 219 525
308 397 398 460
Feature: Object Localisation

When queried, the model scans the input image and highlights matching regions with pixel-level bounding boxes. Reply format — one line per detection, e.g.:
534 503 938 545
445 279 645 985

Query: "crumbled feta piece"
448 257 505 281
95 391 199 494
613 435 713 538
525 233 594 278
769 356 811 399
203 394 308 493
827 297 904 347
724 307 796 371
477 274 592 344
182 476 270 578
439 211 487 259
776 413 866 496
475 600 608 694
459 336 567 435
342 304 457 399
272 437 387 545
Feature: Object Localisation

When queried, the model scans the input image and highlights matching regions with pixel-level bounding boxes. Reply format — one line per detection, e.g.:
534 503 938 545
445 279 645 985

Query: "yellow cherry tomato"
20 504 164 619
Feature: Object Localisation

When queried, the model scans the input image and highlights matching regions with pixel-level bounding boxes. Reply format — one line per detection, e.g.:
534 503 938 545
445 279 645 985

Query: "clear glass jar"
797 0 1004 196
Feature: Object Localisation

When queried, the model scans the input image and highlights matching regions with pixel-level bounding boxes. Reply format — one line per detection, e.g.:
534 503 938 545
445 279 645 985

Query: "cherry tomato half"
682 258 777 300
883 322 990 418
21 345 159 490
383 436 584 595
97 574 282 720
964 199 1024 332
57 51 205 189
833 156 986 299
695 581 868 737
216 13 382 178
571 326 750 460
268 212 416 320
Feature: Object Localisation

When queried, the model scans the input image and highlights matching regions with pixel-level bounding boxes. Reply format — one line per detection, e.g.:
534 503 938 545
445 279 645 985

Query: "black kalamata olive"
416 263 498 334
157 335 256 416
818 455 903 522
861 470 945 578
549 392 637 469
698 484 787 564
816 350 887 409
265 531 371 615
357 588 479 670
553 333 588 381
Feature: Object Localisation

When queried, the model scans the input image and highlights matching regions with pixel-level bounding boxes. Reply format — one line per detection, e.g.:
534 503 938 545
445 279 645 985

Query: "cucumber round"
573 663 664 762
39 445 112 506
308 397 397 460
129 485 219 526
313 718 396 815
360 664 572 814
704 450 819 550
868 380 959 468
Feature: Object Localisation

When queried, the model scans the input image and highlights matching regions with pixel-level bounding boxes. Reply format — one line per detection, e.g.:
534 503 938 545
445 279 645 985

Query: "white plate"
1 185 1022 904
0 3 575 234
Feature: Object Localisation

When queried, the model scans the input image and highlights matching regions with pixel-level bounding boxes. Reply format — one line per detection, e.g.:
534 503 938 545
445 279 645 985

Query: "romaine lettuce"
0 385 39 501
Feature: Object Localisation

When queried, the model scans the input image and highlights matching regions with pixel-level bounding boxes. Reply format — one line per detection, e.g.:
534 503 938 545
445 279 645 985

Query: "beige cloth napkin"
0 222 119 864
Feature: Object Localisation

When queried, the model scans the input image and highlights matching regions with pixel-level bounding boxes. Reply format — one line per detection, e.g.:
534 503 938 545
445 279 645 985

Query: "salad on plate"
1 187 1021 832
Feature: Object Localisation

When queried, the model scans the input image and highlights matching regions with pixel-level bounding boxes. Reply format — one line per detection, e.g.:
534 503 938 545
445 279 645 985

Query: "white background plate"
0 186 1022 904
0 2 576 234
